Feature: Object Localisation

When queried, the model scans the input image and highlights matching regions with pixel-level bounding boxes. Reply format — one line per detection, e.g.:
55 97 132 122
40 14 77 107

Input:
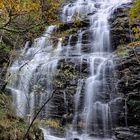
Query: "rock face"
110 2 140 50
114 127 140 140
110 4 140 138
113 45 140 139
110 3 132 50
44 59 88 128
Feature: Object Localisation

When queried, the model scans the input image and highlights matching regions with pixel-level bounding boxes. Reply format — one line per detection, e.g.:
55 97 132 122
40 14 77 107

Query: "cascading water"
7 26 62 117
7 0 131 140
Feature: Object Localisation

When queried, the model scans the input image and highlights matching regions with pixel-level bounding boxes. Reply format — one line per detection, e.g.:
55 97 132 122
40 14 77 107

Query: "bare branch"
23 91 54 140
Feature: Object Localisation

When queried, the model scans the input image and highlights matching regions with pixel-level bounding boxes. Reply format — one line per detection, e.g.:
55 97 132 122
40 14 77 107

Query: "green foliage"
0 42 10 68
0 92 13 114
0 93 25 139
115 45 129 56
0 0 63 47
71 19 82 28
0 0 64 89
0 43 11 53
0 0 64 68
129 0 140 23
0 92 43 140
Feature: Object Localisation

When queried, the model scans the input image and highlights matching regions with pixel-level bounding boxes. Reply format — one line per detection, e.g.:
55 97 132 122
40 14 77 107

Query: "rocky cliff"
110 3 140 139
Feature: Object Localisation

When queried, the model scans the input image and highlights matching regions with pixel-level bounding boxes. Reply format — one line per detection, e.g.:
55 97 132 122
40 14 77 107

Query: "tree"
0 0 63 41
0 0 63 91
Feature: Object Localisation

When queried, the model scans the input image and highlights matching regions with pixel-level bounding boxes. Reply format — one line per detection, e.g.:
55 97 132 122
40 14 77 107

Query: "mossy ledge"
0 92 44 140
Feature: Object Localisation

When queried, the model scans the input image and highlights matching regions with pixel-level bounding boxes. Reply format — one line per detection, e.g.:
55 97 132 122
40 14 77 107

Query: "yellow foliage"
0 0 63 27
132 26 140 39
45 118 60 128
44 0 64 24
129 0 140 40
0 0 41 27
0 0 40 13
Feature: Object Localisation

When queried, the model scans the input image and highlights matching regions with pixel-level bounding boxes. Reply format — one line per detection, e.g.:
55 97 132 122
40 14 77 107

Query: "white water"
7 26 62 117
62 0 131 138
7 0 131 140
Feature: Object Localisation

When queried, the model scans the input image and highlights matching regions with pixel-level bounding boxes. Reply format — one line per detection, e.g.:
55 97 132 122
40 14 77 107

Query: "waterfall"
7 26 62 117
7 0 131 140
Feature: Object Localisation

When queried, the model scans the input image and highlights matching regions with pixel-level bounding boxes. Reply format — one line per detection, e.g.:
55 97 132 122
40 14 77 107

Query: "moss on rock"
114 44 129 57
0 92 44 140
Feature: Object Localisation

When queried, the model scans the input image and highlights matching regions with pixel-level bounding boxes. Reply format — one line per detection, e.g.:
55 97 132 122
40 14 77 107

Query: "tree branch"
0 9 13 29
0 21 47 33
23 91 54 140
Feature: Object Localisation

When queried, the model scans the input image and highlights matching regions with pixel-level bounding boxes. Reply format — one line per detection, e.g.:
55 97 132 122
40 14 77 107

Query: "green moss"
115 45 129 56
129 0 140 24
55 19 83 39
42 118 61 129
53 63 77 89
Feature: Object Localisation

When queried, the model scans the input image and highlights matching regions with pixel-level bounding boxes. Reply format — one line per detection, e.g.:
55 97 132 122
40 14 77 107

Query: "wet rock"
70 35 78 46
109 3 138 50
45 59 87 120
73 138 80 140
129 45 140 55
127 94 140 126
82 31 92 44
114 45 140 128
114 127 140 140
95 3 100 9
57 19 90 32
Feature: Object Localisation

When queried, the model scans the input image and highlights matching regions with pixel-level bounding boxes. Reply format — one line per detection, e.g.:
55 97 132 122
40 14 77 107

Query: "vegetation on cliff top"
129 0 140 40
0 0 63 68
0 92 44 140
129 0 140 22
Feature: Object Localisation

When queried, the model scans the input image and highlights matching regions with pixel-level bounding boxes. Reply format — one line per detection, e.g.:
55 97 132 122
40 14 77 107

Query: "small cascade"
7 26 62 117
83 56 113 137
7 0 132 140
41 128 65 140
64 91 68 116
73 79 84 131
